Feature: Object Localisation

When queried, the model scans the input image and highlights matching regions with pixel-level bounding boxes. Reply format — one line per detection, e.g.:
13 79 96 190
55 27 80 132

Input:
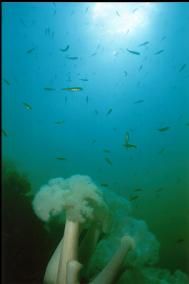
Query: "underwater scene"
2 2 189 284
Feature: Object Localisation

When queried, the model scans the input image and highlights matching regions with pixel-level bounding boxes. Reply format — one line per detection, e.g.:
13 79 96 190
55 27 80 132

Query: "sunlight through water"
91 2 153 37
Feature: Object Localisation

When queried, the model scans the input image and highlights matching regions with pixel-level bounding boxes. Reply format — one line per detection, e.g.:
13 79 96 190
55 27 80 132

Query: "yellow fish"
62 87 83 92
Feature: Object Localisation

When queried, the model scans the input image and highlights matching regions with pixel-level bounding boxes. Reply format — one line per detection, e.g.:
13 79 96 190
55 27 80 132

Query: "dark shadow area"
1 161 62 284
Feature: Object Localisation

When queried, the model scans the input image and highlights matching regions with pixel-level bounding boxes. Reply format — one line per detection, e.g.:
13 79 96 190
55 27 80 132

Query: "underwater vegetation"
32 174 189 284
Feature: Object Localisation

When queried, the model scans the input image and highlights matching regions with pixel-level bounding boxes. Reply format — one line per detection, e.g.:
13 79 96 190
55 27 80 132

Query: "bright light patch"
91 3 152 36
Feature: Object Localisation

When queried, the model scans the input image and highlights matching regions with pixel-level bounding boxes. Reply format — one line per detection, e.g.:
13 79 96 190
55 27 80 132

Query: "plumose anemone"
32 175 189 284
32 175 135 284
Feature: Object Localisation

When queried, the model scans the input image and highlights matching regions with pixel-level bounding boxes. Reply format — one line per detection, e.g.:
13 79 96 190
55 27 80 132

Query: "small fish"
91 52 97 57
124 143 137 149
45 27 50 36
86 96 89 103
105 157 112 165
101 183 109 187
154 50 164 55
124 70 128 77
127 49 140 55
3 79 11 85
138 64 143 72
62 87 83 92
123 132 137 149
138 41 149 47
80 78 88 81
103 148 111 153
132 8 138 13
26 47 35 54
66 56 78 60
20 18 26 27
157 126 171 132
55 120 64 125
129 195 139 201
179 64 186 72
106 108 112 116
134 99 144 104
85 7 89 13
56 157 66 160
134 188 142 192
2 129 8 137
94 110 99 115
176 238 184 244
23 102 32 110
158 147 166 154
115 10 120 17
44 87 56 91
60 45 70 52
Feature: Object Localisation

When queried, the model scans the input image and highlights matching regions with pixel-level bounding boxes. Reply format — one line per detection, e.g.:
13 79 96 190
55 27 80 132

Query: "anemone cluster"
32 175 189 284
